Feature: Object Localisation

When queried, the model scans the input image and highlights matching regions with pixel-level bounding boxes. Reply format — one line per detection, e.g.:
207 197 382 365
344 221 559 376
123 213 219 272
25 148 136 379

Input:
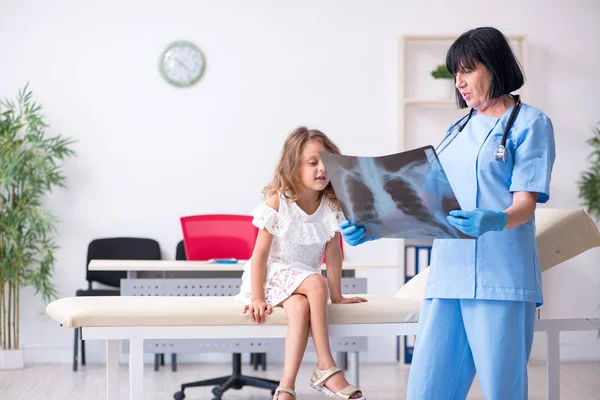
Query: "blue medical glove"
447 209 508 237
340 220 379 246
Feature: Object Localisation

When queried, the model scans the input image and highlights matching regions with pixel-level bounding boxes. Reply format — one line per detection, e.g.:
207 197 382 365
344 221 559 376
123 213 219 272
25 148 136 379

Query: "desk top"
88 260 400 271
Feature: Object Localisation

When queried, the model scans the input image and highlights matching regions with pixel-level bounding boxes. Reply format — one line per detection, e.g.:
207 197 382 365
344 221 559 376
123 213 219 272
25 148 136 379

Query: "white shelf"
404 34 526 42
404 98 456 105
403 35 459 42
398 34 528 151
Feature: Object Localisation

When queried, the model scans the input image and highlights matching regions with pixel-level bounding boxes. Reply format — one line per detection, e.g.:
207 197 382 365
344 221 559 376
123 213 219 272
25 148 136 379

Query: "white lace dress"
235 193 345 307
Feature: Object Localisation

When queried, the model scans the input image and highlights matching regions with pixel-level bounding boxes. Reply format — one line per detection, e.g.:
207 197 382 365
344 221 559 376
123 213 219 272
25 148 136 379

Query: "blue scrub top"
424 103 556 306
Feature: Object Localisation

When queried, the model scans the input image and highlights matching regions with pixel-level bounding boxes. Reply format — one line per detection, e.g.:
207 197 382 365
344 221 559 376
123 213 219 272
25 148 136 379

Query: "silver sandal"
310 367 366 400
273 385 296 399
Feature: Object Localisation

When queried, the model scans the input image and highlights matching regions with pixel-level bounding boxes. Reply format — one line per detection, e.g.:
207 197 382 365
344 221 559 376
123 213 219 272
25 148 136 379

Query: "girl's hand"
242 299 273 324
332 296 368 304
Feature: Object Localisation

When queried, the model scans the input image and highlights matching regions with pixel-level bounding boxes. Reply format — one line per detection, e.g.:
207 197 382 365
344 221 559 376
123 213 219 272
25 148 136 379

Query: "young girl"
235 127 367 400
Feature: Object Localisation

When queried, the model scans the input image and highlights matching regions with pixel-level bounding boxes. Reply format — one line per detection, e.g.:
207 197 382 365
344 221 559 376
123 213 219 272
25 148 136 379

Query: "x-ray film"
321 146 472 239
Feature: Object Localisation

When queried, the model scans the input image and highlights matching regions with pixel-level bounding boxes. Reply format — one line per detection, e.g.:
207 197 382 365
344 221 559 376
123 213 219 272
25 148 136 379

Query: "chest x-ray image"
321 146 472 239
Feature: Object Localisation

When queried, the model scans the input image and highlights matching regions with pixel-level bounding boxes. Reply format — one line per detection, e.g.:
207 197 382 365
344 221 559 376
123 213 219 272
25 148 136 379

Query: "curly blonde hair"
264 126 341 210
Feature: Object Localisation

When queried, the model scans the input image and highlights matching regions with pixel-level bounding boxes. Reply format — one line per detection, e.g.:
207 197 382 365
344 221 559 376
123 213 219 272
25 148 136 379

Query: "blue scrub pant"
406 298 536 400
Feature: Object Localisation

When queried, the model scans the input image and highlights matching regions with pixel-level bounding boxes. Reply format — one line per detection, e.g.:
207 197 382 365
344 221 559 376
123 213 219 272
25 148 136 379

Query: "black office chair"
73 237 161 371
176 239 187 261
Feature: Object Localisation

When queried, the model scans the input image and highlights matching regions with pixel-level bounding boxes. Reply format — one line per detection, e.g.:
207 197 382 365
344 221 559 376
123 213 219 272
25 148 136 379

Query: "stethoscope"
435 94 522 162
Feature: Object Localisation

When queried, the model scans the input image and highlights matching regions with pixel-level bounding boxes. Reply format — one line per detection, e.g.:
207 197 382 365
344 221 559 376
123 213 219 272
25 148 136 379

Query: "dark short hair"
446 27 525 108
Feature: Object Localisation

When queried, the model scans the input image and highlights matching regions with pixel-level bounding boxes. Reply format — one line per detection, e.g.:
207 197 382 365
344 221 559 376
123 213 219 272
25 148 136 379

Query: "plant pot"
0 348 24 370
432 78 455 100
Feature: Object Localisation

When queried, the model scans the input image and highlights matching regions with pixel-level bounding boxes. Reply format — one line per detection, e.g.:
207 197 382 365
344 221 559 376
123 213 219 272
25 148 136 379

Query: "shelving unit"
404 98 456 105
398 34 528 151
396 33 528 365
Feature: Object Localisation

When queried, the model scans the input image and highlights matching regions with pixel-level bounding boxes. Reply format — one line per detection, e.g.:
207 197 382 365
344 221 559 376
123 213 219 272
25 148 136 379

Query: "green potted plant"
0 84 75 369
577 120 600 338
430 64 455 100
578 121 600 219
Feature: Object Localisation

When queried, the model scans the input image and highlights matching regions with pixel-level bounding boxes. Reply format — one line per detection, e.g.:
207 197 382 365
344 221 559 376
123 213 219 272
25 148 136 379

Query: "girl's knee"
304 274 329 296
285 294 310 316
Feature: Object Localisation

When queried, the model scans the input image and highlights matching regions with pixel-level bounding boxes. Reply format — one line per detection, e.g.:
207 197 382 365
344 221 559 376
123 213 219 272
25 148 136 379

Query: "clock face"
159 41 205 87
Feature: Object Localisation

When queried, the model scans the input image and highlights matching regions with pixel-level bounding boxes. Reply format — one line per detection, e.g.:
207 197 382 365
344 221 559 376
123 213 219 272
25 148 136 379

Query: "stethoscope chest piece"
494 144 507 162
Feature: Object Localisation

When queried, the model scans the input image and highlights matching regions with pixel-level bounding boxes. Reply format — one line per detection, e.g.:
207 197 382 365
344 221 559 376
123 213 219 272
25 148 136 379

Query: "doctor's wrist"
493 211 508 231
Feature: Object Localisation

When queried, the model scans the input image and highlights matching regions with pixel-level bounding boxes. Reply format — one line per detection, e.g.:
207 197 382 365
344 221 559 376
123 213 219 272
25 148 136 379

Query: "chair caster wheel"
212 386 223 398
173 391 185 400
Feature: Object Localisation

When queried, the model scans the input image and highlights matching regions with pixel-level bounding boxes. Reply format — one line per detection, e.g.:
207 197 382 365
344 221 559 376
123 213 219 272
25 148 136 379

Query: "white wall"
1 0 599 364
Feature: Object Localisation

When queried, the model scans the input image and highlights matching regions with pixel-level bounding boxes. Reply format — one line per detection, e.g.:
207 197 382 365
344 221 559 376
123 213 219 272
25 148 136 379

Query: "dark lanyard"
437 95 522 162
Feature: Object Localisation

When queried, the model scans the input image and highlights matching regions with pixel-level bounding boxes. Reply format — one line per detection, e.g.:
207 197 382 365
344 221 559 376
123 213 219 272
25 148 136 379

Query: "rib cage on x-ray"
321 146 471 239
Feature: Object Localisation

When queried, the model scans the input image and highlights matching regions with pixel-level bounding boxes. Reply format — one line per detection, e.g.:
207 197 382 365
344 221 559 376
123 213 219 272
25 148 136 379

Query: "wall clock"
159 40 205 87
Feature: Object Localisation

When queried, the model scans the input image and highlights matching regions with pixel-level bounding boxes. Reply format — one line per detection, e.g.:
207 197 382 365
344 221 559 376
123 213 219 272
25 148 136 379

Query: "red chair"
180 214 258 261
175 214 279 400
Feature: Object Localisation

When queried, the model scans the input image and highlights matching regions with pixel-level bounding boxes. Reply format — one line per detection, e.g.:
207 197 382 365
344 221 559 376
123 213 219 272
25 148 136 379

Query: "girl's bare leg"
277 294 310 400
295 275 362 398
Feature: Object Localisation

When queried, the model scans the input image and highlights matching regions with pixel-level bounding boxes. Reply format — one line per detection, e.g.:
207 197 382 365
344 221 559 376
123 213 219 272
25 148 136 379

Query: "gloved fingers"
347 228 366 241
449 210 472 219
340 220 351 229
341 224 358 235
447 216 472 227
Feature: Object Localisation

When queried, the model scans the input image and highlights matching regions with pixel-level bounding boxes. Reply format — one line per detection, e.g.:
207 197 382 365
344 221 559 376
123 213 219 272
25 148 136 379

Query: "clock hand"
174 58 191 72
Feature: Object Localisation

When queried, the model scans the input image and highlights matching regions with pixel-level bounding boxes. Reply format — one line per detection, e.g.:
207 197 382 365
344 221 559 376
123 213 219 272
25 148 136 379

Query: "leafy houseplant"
577 121 600 339
430 64 453 79
430 64 454 99
0 84 75 369
578 122 600 219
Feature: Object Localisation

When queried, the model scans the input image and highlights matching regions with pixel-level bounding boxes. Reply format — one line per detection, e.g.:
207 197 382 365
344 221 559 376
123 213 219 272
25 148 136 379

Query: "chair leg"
73 328 79 371
174 352 280 400
254 353 261 370
171 354 177 372
211 374 239 399
81 339 86 365
240 375 280 390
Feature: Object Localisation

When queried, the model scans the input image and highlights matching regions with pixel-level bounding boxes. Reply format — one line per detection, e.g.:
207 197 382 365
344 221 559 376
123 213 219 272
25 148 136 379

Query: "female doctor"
341 27 555 399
